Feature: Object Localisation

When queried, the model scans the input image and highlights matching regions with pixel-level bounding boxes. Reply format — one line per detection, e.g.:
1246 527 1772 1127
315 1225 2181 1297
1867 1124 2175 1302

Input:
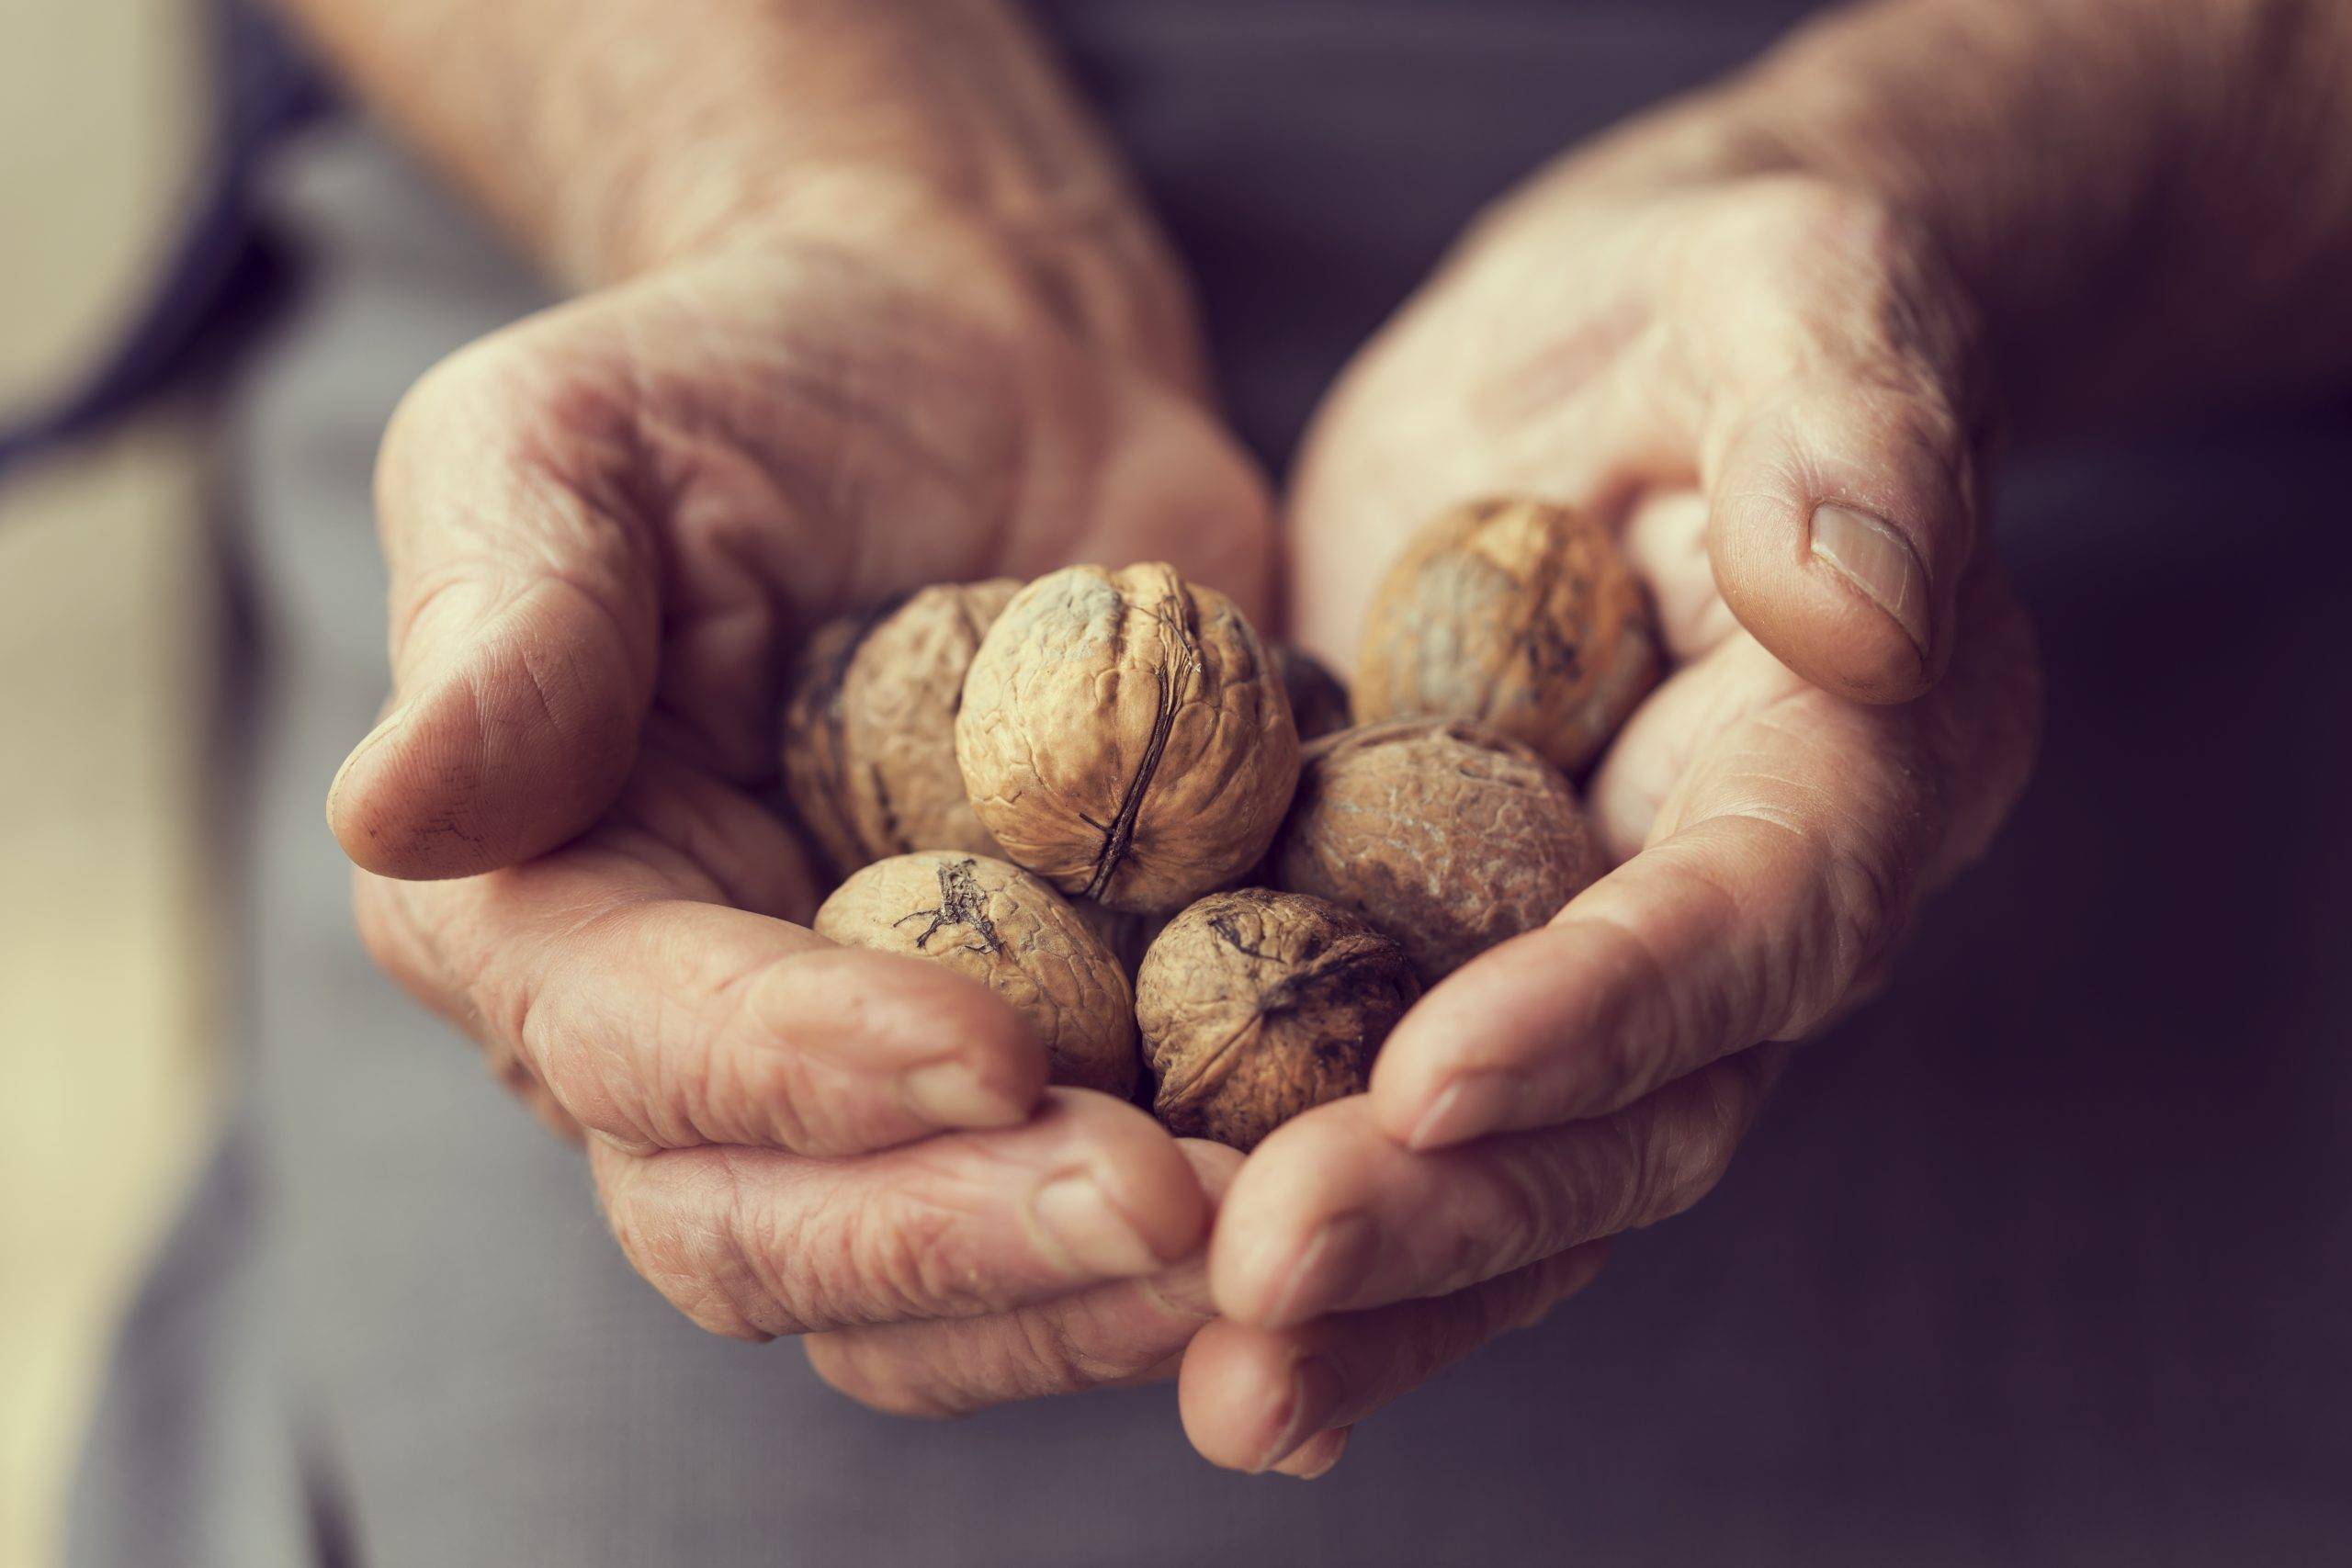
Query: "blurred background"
0 5 219 1564
5 3 2349 1565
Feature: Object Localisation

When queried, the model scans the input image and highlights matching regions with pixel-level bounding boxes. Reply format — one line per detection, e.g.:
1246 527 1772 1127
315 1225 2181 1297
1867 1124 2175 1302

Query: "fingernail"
1029 1174 1162 1280
1810 504 1930 656
1278 1425 1353 1481
1266 1213 1378 1326
1253 1357 1345 1473
1408 1069 1530 1150
327 698 413 810
899 1060 1025 1129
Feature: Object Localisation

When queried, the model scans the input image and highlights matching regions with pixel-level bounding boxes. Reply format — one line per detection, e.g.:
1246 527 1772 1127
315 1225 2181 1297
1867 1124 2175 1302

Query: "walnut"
1272 644 1352 742
1272 719 1603 983
812 852 1136 1096
1136 889 1419 1151
781 580 1020 877
956 563 1300 915
1355 498 1659 774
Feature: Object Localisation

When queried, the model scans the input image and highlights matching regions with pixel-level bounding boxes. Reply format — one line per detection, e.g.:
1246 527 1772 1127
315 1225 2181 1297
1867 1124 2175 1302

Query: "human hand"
332 211 1275 1387
1178 137 2043 1476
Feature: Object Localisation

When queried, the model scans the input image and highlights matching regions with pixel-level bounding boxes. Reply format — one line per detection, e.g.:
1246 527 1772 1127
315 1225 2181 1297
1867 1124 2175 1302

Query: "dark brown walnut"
956 563 1300 915
780 580 1020 879
1272 719 1604 983
1273 644 1352 742
812 852 1136 1096
1071 900 1161 980
1136 889 1419 1151
1355 497 1659 774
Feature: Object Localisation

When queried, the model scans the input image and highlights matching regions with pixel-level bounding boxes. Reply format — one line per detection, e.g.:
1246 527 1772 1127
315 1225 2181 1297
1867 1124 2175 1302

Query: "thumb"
328 350 661 879
1704 369 1981 704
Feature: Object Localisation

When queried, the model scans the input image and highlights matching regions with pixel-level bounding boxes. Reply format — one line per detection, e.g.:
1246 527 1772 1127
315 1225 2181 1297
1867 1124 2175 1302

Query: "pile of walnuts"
786 498 1658 1150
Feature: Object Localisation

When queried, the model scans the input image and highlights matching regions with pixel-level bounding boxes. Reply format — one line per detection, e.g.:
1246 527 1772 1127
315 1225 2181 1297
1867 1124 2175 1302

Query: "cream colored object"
0 3 215 1565
0 0 205 423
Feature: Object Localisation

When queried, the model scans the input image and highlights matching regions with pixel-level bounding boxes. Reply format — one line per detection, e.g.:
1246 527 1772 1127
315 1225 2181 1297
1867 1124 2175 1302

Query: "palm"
366 239 1273 915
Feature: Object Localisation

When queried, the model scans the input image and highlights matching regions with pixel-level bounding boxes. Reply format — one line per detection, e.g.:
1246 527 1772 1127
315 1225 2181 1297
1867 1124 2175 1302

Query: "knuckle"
1004 1305 1125 1395
603 1156 786 1341
1633 1063 1762 1228
850 1185 992 1321
1462 1154 1570 1288
803 1337 966 1421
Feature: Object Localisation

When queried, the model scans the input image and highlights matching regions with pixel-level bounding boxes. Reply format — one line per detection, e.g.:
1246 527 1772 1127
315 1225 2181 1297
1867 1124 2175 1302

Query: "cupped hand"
334 216 1274 1398
1180 152 2043 1474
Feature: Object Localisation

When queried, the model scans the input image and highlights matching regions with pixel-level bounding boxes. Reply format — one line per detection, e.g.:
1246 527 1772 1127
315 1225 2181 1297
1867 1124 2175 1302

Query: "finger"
356 756 1047 1156
1183 1243 1611 1473
594 1090 1211 1338
802 1141 1242 1416
1619 487 1740 661
1373 638 1949 1150
331 334 661 879
1078 378 1281 631
1693 183 1987 704
1705 371 1979 703
1269 1426 1351 1480
1213 1064 1769 1328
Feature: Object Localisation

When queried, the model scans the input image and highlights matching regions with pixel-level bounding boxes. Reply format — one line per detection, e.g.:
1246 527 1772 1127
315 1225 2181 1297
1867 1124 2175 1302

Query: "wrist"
611 151 1207 395
1708 0 2352 424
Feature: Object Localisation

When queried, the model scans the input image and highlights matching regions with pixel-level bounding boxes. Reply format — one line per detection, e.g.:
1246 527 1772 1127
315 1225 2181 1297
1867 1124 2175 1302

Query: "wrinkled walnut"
1355 497 1659 774
1272 719 1602 983
956 563 1300 915
1273 645 1352 742
813 852 1136 1096
781 580 1020 877
1137 889 1419 1151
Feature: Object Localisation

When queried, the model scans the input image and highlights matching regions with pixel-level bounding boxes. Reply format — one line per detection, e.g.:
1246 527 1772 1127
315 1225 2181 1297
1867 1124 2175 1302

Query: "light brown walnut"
1356 497 1659 774
1272 719 1604 983
1136 889 1418 1151
956 563 1299 915
781 580 1020 878
813 852 1136 1096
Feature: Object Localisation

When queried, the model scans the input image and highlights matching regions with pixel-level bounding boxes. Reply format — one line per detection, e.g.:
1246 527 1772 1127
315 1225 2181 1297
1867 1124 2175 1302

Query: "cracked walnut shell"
955 563 1300 915
1355 497 1659 774
1272 719 1604 983
812 852 1137 1096
781 580 1020 878
1137 889 1418 1151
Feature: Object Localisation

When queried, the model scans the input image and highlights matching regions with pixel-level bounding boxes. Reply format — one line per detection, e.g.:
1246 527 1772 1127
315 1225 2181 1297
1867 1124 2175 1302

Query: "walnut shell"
1272 644 1352 742
812 852 1136 1096
780 581 1020 878
1137 889 1419 1151
1356 498 1659 774
1272 719 1603 983
956 563 1300 915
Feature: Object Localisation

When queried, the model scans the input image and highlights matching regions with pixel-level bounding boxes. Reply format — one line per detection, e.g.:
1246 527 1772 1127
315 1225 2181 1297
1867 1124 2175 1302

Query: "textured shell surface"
1272 719 1604 983
812 851 1137 1095
1356 498 1659 774
956 563 1300 915
1136 888 1418 1150
781 580 1018 877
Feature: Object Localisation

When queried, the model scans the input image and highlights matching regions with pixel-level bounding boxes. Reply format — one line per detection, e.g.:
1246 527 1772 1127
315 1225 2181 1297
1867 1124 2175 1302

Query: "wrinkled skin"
1176 158 2041 1476
332 108 2038 1491
333 218 1272 1386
